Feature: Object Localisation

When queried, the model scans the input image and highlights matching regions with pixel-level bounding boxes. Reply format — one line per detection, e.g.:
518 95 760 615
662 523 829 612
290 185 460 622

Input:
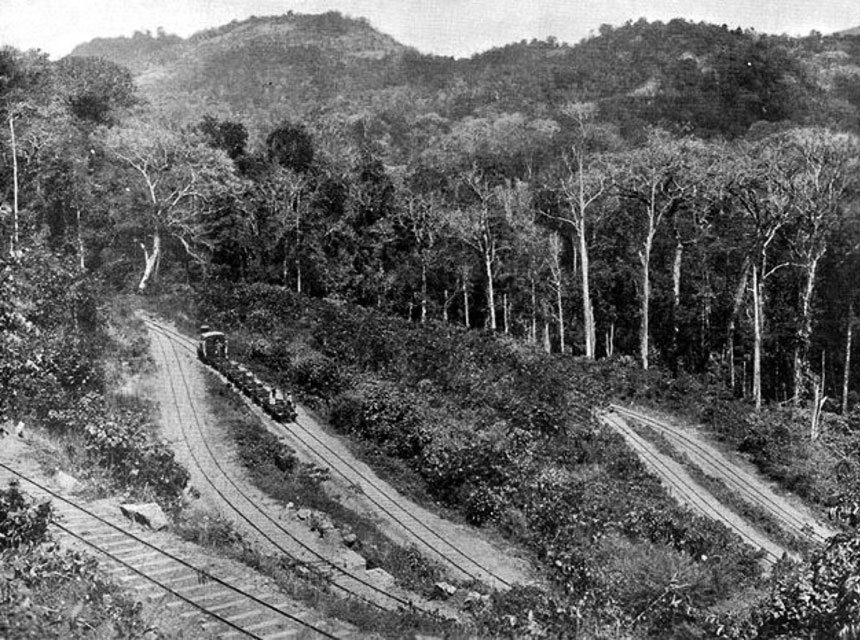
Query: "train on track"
197 325 297 422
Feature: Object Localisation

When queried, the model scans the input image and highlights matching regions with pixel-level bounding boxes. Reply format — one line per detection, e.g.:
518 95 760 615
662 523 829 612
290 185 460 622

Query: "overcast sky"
2 0 860 60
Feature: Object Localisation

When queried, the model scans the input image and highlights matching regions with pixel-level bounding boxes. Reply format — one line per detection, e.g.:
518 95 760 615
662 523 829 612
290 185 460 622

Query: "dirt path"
611 405 838 546
146 317 534 592
600 411 787 564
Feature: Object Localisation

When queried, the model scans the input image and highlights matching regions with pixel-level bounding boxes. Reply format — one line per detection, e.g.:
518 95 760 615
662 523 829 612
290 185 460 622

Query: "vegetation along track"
600 411 786 565
610 404 838 546
147 320 456 619
144 317 531 591
0 461 351 640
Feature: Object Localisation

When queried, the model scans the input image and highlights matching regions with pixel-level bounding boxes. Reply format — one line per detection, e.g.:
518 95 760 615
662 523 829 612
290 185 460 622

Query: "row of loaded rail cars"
197 326 297 423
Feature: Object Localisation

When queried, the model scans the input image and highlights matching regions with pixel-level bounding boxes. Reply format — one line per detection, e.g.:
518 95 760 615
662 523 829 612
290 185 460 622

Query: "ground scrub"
195 282 768 636
41 393 189 506
0 482 159 639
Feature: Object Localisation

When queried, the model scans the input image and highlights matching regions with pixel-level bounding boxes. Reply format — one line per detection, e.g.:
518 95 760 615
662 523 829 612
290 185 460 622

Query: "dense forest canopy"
5 11 860 637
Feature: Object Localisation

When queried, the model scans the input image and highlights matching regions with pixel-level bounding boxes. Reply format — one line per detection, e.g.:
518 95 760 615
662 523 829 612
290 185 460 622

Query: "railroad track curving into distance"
0 461 355 640
610 404 837 546
144 317 532 592
600 411 786 565
146 320 459 619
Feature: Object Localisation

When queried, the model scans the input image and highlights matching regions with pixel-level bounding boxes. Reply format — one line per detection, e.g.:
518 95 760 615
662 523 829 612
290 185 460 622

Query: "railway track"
0 461 354 640
146 322 456 619
144 317 530 591
600 411 786 565
610 405 837 546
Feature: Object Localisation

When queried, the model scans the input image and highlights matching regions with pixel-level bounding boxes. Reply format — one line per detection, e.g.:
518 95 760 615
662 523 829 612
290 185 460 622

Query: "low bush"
41 393 189 506
0 483 157 639
0 481 52 549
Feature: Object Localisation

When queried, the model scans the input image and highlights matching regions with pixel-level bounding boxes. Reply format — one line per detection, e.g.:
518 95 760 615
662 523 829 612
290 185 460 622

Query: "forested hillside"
4 10 860 638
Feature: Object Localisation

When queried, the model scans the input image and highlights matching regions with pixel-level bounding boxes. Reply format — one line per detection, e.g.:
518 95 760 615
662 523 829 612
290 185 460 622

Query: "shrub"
0 481 52 549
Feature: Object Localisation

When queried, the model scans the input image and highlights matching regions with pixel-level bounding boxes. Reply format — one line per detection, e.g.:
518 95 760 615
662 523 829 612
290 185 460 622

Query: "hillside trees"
613 132 712 370
779 129 860 403
102 117 243 291
541 103 615 358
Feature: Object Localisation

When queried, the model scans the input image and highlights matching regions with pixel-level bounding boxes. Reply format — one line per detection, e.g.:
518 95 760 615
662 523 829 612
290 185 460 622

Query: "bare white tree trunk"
421 263 428 324
530 277 537 344
752 264 763 411
503 293 509 334
844 302 854 414
639 229 654 370
727 258 750 393
794 254 823 403
543 321 551 353
672 238 683 365
9 115 20 259
579 222 595 359
76 207 85 271
549 233 565 353
462 271 470 329
605 322 615 358
138 232 162 293
485 254 496 331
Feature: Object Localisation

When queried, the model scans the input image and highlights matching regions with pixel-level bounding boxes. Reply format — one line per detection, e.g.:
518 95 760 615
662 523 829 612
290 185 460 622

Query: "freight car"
197 326 297 422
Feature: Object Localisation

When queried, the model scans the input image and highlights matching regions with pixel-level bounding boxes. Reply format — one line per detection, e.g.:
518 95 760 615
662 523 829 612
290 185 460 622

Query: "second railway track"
611 404 837 546
600 411 787 565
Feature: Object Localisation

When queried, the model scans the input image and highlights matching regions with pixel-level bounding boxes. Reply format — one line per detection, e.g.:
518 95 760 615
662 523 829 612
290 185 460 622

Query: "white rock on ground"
120 503 169 531
54 470 80 493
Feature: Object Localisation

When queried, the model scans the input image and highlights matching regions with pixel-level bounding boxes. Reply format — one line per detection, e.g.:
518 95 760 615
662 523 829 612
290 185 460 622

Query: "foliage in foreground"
0 482 158 639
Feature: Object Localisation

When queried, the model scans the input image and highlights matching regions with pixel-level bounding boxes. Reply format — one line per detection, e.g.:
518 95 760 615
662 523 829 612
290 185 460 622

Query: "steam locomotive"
197 325 297 423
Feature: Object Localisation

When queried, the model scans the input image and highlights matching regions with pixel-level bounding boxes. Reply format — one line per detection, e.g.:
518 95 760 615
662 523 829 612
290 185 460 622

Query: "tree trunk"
76 207 85 271
556 273 565 354
530 277 537 344
9 115 20 259
794 255 823 403
543 321 551 353
485 256 496 331
421 262 428 324
138 232 162 293
844 302 854 414
671 238 683 372
503 293 509 334
605 322 615 358
443 288 449 324
462 273 470 329
727 257 751 393
639 232 654 370
752 264 763 410
578 219 595 359
295 198 302 294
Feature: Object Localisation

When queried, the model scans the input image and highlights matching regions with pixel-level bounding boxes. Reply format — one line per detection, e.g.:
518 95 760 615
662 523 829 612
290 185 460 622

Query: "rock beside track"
120 502 169 531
